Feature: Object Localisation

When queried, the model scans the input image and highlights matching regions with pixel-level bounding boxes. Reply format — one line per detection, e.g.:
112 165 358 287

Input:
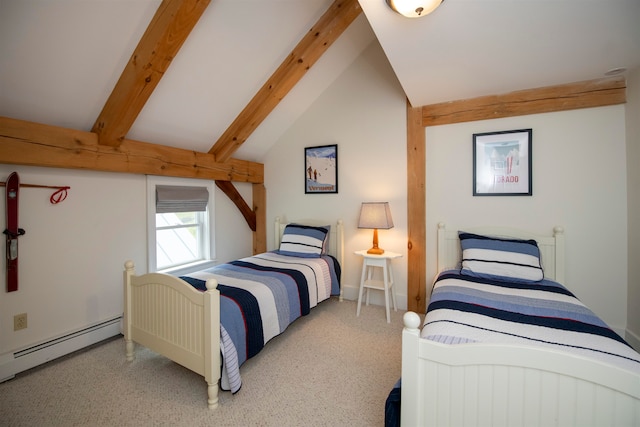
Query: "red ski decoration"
4 172 25 292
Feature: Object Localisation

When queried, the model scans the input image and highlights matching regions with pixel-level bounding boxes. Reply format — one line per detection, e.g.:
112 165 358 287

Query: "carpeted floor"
0 298 406 426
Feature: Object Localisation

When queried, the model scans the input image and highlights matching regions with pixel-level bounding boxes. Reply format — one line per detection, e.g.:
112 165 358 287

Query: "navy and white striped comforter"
423 271 640 373
180 252 340 393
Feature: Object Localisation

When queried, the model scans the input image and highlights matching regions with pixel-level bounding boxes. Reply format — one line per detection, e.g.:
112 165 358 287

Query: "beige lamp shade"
358 202 394 254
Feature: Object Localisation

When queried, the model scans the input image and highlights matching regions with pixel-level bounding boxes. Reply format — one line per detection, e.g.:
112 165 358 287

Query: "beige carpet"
0 298 406 426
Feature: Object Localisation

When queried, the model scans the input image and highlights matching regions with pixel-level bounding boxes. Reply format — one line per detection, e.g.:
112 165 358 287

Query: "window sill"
159 259 218 277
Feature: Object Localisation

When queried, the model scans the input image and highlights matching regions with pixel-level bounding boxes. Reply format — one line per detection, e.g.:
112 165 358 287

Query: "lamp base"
367 228 385 254
367 247 385 255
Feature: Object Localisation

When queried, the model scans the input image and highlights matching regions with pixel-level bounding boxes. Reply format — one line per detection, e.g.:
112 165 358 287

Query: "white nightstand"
355 250 402 323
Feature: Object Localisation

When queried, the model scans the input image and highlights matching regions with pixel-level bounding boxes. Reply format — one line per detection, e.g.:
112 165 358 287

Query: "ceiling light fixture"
385 0 444 18
604 67 627 77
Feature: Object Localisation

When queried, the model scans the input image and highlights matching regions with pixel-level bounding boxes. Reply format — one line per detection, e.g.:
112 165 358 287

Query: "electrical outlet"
14 313 27 331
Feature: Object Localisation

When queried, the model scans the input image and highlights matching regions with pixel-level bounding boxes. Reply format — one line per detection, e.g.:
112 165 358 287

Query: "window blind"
156 185 209 213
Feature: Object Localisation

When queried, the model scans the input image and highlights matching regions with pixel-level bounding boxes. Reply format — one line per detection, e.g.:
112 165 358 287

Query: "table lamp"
358 202 394 255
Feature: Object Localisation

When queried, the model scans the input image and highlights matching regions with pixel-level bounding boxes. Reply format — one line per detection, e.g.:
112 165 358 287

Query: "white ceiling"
1 0 639 163
363 0 640 107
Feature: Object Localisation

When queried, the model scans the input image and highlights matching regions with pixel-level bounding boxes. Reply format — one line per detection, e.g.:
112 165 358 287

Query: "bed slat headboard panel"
437 222 565 283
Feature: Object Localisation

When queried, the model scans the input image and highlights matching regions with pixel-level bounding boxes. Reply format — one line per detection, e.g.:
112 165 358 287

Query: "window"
147 176 216 274
155 210 206 270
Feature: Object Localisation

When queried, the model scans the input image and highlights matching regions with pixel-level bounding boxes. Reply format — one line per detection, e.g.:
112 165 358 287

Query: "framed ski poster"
305 144 338 194
473 129 532 196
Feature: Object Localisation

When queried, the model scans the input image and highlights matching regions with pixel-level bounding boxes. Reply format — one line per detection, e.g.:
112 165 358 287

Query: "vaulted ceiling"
1 0 639 165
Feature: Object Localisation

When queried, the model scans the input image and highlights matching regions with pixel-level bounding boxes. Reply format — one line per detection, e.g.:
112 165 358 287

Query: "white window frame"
146 175 216 275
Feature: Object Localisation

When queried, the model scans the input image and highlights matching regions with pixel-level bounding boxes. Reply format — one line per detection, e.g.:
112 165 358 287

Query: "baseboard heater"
0 316 122 383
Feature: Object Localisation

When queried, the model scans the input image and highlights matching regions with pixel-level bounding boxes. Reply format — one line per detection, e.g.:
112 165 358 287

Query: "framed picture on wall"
305 144 338 194
473 129 532 196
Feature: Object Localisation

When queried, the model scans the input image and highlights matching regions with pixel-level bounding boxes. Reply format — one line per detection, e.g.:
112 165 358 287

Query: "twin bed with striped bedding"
180 250 340 393
123 219 343 408
389 224 640 427
426 271 640 373
426 230 639 372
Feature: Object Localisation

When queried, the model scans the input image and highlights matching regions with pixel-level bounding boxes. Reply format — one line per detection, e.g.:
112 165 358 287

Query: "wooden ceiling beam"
209 0 362 162
422 77 626 127
92 0 210 147
0 116 263 183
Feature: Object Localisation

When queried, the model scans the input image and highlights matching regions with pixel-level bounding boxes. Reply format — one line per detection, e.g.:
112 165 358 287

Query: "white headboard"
274 216 344 271
436 222 565 283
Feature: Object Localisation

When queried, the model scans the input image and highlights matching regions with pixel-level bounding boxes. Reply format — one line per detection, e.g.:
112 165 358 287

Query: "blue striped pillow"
277 224 330 258
459 231 544 282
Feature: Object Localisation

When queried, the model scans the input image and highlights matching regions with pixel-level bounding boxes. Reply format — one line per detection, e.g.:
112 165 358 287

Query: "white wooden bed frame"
400 222 640 426
123 217 344 409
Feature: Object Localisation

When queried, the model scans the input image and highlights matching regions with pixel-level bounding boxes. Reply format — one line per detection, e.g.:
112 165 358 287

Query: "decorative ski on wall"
4 172 25 292
1 173 69 292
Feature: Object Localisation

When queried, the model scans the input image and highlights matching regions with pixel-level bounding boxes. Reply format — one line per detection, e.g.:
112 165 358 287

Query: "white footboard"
123 261 221 409
401 312 640 427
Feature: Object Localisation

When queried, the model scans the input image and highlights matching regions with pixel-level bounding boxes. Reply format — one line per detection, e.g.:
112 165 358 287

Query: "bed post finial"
124 260 135 271
205 278 218 291
403 311 421 331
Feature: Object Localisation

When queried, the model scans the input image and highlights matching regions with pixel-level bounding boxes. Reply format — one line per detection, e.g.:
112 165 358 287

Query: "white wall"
0 165 252 358
265 40 408 305
0 165 146 354
426 107 628 332
266 41 631 334
626 67 640 347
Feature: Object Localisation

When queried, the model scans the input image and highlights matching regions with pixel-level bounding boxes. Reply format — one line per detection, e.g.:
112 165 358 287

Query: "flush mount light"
604 67 627 77
385 0 444 18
